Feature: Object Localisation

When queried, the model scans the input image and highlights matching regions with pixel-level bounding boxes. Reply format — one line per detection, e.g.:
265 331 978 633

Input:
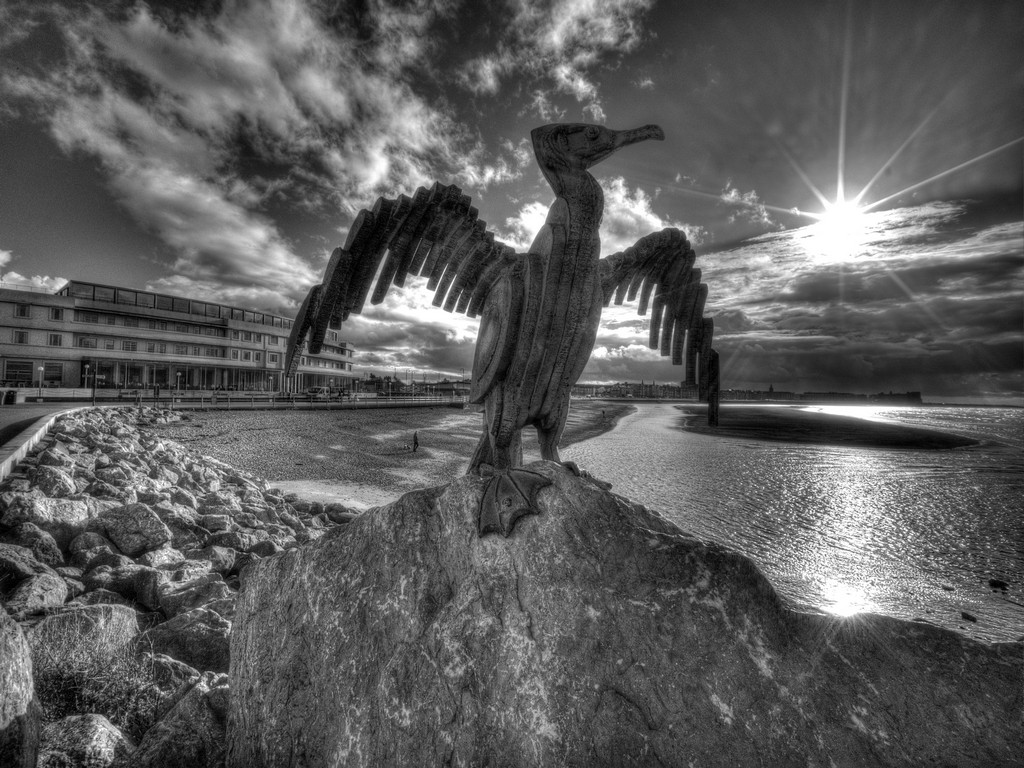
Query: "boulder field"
229 461 1022 768
0 407 356 767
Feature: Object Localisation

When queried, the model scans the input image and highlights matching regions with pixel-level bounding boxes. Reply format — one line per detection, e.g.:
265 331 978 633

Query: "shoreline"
675 404 978 449
146 400 635 509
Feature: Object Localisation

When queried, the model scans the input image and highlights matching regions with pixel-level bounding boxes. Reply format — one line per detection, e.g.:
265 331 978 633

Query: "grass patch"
31 614 163 740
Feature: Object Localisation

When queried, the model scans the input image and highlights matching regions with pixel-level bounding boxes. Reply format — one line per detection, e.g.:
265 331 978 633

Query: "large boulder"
37 714 135 768
0 543 68 618
0 609 39 767
98 503 173 557
228 463 1023 768
0 496 92 550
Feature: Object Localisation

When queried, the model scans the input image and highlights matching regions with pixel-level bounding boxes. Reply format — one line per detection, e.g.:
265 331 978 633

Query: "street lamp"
37 366 44 398
176 371 182 391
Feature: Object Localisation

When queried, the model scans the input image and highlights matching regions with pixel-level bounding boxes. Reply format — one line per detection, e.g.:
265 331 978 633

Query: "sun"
801 199 869 262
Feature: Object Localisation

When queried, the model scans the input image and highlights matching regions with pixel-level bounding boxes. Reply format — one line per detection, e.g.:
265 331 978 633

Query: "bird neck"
553 170 604 236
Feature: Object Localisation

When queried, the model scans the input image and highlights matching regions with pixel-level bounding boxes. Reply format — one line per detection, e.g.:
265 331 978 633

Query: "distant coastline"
675 404 978 449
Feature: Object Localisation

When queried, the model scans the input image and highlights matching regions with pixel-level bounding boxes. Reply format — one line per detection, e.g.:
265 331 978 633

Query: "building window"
174 344 188 355
124 317 139 327
156 295 174 311
268 335 279 345
48 334 63 347
5 360 33 382
76 311 99 323
94 286 115 302
191 346 200 356
104 339 115 350
254 352 262 362
43 362 61 382
268 353 279 364
14 304 30 318
122 341 137 352
231 349 239 360
191 326 201 335
242 332 252 342
148 320 167 330
116 289 136 305
106 316 116 325
12 330 28 344
77 337 98 348
231 330 240 340
69 283 94 299
146 342 166 354
242 351 252 361
174 323 189 333
254 333 262 342
49 307 63 321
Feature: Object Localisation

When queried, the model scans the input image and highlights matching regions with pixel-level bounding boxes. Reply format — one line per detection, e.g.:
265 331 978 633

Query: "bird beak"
613 124 665 149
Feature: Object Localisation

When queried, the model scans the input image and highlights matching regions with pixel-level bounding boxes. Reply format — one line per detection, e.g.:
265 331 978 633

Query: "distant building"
0 280 355 394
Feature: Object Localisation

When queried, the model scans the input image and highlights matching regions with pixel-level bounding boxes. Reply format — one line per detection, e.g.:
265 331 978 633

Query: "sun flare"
802 199 869 262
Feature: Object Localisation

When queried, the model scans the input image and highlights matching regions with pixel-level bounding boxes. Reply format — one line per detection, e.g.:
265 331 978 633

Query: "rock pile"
0 406 355 767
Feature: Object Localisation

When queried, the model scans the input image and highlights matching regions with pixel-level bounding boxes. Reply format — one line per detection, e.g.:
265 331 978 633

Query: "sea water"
561 403 1024 642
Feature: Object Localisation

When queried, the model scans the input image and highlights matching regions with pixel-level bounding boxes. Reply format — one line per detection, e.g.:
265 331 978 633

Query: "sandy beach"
676 404 978 448
147 400 634 509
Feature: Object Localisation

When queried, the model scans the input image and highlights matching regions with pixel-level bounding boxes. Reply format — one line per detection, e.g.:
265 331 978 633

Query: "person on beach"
413 431 419 452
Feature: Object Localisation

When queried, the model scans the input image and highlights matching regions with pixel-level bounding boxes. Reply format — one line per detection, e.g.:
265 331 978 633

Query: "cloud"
459 0 655 121
2 0 527 314
719 181 778 228
0 270 67 292
599 176 709 253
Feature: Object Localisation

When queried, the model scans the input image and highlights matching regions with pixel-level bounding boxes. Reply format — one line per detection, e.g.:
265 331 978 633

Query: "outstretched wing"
599 227 717 396
286 182 521 375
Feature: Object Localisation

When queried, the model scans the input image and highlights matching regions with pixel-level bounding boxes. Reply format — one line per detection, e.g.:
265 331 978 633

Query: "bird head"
531 123 665 195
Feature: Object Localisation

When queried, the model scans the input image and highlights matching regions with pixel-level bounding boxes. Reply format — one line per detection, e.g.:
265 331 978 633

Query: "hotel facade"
0 280 355 394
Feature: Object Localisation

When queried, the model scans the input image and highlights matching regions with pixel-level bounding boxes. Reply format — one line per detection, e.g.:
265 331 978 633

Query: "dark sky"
1 0 1021 401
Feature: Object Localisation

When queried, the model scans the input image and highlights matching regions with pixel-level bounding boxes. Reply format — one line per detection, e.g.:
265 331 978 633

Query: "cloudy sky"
1 0 1021 402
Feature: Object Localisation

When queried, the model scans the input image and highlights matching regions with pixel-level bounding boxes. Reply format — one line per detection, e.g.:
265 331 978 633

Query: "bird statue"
286 123 720 537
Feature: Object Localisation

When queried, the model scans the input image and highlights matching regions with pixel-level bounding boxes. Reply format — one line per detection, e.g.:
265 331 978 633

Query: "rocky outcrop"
0 608 38 767
229 462 1023 768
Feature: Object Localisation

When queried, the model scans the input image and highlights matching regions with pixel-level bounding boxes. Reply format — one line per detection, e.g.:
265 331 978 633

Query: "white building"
0 280 354 395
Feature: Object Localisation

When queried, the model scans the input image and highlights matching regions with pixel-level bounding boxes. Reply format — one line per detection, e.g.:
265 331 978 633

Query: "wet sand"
149 400 634 509
677 404 977 449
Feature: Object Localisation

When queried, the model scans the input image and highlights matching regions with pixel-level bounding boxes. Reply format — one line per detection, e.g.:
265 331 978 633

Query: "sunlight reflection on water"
563 403 1024 641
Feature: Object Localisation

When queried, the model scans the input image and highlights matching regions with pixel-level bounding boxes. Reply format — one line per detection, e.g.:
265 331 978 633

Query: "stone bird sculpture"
286 123 720 536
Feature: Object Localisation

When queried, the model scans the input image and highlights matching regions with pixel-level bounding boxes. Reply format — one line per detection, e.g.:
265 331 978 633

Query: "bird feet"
477 468 552 537
560 460 612 490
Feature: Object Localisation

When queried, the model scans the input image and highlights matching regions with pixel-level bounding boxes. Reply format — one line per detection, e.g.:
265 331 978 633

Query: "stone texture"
98 503 173 557
161 575 232 618
32 465 77 499
113 672 228 768
37 714 135 768
229 463 1024 768
0 608 39 767
0 522 64 567
4 571 68 617
143 607 231 672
